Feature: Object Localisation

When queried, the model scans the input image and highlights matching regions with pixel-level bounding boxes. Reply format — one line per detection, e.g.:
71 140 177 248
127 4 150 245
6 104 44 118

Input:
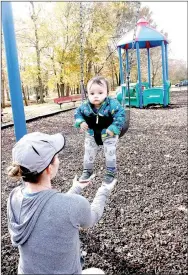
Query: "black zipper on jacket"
87 98 109 124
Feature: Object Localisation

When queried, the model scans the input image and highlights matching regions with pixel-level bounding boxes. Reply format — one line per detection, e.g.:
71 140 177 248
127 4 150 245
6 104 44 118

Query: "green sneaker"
79 170 93 183
103 173 115 184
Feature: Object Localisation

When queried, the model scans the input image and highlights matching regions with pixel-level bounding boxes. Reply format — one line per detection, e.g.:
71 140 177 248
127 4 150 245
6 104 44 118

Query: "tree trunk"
60 83 65 97
37 63 44 103
94 65 98 75
30 2 44 104
6 88 10 101
109 50 115 90
115 73 119 86
86 60 92 82
45 86 48 96
1 70 6 108
35 87 39 103
118 72 121 86
111 67 115 91
111 57 119 86
76 86 79 94
66 85 70 96
44 71 49 96
26 86 30 100
51 55 60 97
22 85 28 106
152 73 156 87
5 79 10 101
57 83 60 98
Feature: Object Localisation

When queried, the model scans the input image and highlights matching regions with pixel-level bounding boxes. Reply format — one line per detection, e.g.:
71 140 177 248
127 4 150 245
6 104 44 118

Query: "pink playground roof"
117 18 169 49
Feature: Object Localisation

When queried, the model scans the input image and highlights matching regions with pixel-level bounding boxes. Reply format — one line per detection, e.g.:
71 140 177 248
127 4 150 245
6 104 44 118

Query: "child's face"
87 81 108 106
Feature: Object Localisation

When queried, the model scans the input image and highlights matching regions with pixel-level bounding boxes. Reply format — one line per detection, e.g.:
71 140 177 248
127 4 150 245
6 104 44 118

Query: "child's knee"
103 135 118 146
85 138 97 149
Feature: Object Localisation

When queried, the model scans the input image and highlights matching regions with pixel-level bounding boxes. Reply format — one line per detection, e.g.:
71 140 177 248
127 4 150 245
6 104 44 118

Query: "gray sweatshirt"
7 183 111 274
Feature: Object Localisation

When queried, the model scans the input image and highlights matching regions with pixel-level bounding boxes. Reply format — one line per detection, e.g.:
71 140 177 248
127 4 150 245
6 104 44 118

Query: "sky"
142 1 187 62
11 1 187 62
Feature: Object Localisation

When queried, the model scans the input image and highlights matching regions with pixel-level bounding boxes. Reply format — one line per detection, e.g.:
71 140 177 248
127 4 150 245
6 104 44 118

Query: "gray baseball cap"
12 132 65 173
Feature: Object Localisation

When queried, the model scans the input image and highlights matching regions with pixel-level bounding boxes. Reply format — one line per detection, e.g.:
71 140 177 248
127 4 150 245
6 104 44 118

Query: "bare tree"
30 2 44 103
47 49 60 98
22 84 28 106
150 48 162 86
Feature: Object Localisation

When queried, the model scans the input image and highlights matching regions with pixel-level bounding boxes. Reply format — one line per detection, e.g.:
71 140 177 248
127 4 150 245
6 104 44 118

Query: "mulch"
1 90 187 275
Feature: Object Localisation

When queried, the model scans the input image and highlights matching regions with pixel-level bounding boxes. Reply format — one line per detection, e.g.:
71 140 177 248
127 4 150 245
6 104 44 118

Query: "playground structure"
116 18 171 108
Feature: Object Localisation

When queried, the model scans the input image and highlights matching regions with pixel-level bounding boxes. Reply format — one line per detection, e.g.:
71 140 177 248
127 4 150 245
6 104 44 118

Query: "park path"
2 101 81 125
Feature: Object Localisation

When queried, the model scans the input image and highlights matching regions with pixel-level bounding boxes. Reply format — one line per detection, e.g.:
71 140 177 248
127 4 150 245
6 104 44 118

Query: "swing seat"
119 109 130 137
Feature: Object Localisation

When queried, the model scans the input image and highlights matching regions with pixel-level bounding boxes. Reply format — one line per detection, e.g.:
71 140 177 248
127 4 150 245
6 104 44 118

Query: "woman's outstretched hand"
101 178 117 191
72 174 95 189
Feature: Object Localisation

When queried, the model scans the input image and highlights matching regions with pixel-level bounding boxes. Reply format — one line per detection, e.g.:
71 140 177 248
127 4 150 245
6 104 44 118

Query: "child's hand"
80 122 88 132
106 129 114 137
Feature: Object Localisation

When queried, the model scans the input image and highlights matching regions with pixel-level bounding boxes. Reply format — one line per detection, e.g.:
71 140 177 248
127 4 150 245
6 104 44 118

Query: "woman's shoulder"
8 184 23 199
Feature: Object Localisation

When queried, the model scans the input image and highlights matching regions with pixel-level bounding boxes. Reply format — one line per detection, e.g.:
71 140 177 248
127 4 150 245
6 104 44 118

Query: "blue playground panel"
116 81 171 107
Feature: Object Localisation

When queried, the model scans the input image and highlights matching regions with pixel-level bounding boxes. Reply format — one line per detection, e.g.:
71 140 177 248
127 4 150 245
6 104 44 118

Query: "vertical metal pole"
126 49 129 78
118 47 124 85
136 42 142 108
165 43 170 104
165 43 169 80
147 48 151 88
161 41 167 106
118 47 125 107
125 49 130 105
2 2 27 140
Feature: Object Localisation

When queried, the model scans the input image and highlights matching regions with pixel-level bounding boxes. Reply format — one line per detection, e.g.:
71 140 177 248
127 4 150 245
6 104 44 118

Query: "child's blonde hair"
87 76 109 94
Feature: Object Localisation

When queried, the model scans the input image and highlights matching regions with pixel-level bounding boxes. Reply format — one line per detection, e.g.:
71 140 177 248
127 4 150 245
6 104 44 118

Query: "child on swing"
74 76 126 184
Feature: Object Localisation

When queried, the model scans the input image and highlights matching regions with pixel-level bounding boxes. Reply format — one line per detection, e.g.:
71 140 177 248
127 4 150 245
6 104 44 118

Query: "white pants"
82 267 105 274
83 134 118 172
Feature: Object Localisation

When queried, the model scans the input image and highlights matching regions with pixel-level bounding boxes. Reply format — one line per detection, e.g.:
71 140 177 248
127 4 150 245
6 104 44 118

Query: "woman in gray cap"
7 132 116 274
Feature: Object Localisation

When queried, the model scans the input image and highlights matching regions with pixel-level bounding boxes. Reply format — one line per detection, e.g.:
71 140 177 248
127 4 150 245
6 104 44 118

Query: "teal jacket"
74 97 126 137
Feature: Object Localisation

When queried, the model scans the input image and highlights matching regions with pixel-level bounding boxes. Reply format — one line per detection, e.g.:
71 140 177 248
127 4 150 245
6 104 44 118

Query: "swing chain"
79 2 86 101
126 2 141 84
121 2 140 108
